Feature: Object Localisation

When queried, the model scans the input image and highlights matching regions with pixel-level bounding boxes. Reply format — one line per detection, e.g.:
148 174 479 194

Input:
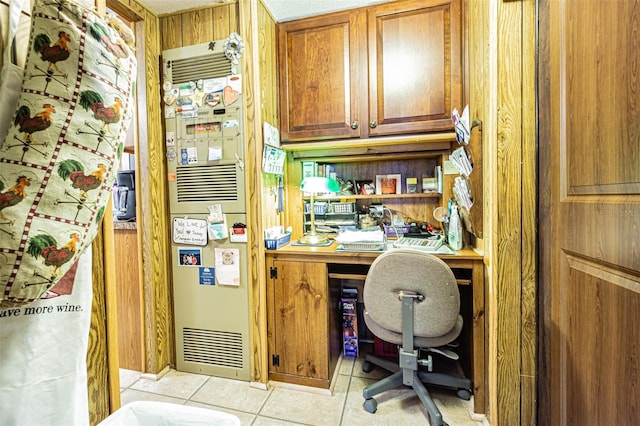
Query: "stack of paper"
451 105 471 145
450 146 473 177
335 230 385 244
453 176 473 211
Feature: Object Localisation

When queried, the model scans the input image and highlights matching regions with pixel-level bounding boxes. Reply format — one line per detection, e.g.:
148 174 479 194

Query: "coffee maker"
114 170 136 221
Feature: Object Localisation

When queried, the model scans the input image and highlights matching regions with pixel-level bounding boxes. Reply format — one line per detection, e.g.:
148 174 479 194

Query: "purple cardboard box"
342 298 358 357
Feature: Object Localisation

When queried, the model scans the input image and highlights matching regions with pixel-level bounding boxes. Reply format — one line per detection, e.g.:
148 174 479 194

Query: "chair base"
362 353 473 426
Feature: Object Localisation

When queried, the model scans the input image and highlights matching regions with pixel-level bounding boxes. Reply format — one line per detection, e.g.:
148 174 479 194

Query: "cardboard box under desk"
341 298 359 357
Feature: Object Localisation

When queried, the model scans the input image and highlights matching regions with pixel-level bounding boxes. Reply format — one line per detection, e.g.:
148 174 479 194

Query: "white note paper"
214 248 240 286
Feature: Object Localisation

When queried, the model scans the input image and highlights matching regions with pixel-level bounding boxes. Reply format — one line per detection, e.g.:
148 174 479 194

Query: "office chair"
361 249 473 426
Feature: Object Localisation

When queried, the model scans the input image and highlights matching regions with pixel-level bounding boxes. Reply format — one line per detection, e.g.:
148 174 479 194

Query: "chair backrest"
363 249 460 338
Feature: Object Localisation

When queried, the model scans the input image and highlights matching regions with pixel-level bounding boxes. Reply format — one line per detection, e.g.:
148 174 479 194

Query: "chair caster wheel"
457 389 472 400
362 360 373 373
363 398 377 413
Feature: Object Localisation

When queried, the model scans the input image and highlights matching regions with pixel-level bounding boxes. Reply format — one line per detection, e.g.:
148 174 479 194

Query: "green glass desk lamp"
298 176 340 245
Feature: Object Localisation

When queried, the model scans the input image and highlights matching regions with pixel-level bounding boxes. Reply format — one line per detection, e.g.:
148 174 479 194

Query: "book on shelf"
302 162 336 178
422 166 442 193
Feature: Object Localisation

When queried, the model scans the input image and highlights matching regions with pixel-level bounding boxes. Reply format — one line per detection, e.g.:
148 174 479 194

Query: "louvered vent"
183 328 244 369
167 51 232 85
176 164 238 203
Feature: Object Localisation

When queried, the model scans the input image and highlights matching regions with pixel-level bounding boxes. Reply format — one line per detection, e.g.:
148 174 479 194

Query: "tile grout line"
185 375 211 404
337 373 353 425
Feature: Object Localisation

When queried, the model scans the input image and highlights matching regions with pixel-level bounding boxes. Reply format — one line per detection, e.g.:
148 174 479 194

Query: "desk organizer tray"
338 242 386 251
265 233 291 250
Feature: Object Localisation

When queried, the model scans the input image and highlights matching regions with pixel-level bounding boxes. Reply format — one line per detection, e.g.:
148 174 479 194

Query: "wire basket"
331 202 355 214
304 202 328 214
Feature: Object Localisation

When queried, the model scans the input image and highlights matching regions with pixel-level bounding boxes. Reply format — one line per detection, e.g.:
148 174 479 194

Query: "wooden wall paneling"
258 1 280 231
462 0 479 246
87 223 118 425
102 205 121 415
160 3 238 51
519 0 537 425
138 6 174 376
212 5 231 40
284 154 304 240
239 0 276 387
258 1 277 126
462 2 488 411
488 0 538 423
495 0 523 422
536 0 552 423
114 228 144 371
467 0 493 418
112 0 174 378
181 9 214 46
161 14 183 50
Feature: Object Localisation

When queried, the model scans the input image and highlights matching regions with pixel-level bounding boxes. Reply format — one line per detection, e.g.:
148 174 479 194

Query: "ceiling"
137 0 391 22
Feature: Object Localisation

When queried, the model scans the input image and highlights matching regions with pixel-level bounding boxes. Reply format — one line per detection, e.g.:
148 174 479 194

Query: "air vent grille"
168 52 231 84
176 164 238 203
183 328 244 369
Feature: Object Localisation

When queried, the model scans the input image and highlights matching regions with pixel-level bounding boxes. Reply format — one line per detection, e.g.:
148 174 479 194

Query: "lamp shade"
300 176 340 194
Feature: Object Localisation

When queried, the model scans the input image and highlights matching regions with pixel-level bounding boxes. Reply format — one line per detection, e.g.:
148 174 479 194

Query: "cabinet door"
269 260 330 380
367 0 463 136
278 11 366 141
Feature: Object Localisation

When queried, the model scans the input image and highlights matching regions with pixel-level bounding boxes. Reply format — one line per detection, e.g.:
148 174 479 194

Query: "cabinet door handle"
350 121 359 129
369 120 377 128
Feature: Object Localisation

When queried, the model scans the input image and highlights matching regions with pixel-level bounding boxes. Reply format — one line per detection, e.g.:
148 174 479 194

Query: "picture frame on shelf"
375 174 402 194
356 180 375 195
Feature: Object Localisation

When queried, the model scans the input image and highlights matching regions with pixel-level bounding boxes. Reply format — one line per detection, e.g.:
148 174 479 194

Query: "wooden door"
277 11 366 141
367 0 462 137
540 0 640 424
268 260 330 383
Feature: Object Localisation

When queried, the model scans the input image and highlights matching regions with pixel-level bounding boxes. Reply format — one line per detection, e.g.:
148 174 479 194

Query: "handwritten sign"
173 218 208 246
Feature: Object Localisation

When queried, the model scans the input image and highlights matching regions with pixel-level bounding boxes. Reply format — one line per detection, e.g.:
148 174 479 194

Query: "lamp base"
297 233 330 245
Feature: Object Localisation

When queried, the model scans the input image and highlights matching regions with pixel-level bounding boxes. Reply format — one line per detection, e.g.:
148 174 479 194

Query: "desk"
265 243 485 414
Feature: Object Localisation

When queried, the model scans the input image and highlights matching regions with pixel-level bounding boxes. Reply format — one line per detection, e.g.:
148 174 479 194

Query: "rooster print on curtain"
9 104 57 162
0 176 31 239
0 0 136 307
31 30 72 92
77 90 123 149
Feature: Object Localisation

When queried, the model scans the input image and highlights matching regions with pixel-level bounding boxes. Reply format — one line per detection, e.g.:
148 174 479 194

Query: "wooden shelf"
284 133 456 151
304 192 442 201
288 135 454 161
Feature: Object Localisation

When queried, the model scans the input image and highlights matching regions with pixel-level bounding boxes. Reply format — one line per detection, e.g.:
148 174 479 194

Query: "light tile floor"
120 354 485 425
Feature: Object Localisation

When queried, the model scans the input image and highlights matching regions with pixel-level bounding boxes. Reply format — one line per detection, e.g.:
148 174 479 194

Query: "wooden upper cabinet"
277 11 366 141
277 0 463 142
367 0 462 136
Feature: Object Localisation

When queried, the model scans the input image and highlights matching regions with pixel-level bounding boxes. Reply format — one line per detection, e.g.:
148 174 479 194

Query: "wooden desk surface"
265 242 486 414
267 241 482 263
